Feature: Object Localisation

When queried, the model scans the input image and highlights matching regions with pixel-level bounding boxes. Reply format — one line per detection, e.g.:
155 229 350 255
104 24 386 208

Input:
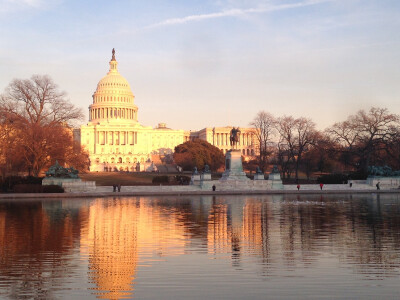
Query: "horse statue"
230 127 241 149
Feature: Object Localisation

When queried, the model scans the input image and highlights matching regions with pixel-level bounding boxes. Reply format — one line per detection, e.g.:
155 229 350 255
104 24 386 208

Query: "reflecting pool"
1 194 400 299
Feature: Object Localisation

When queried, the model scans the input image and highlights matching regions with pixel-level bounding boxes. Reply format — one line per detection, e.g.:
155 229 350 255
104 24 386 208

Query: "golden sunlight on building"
74 50 257 172
185 127 257 158
80 198 188 299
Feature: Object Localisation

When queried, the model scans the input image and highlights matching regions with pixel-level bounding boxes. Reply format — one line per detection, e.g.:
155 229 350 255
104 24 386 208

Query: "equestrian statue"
230 127 241 149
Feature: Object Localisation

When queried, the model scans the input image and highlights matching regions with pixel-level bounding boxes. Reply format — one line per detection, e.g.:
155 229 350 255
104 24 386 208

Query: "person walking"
376 182 380 190
118 184 122 192
320 183 324 190
297 184 300 191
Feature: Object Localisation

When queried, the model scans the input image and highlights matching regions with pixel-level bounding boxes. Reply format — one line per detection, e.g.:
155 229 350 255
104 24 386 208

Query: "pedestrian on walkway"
297 184 300 191
376 182 380 190
118 184 121 192
212 185 216 191
113 184 117 192
320 183 324 190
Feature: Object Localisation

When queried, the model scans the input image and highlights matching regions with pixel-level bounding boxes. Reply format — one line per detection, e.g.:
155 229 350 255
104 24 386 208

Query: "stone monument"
201 164 212 181
366 165 400 189
254 166 265 180
191 166 201 184
220 127 249 181
267 165 283 189
42 161 96 192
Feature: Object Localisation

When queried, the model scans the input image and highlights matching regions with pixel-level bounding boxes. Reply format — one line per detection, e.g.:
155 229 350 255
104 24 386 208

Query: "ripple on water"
0 194 399 299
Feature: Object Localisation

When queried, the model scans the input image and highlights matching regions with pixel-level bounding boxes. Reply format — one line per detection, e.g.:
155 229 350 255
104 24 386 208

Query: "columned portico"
78 49 186 172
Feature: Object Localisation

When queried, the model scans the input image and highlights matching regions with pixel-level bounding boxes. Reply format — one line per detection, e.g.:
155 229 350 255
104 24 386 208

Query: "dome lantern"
109 48 118 74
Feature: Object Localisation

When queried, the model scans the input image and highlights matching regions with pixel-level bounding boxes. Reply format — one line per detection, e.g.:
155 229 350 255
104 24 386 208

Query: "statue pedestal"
254 173 265 180
42 178 96 192
267 172 283 189
220 150 249 181
201 173 212 181
366 176 400 188
269 173 281 181
190 174 201 184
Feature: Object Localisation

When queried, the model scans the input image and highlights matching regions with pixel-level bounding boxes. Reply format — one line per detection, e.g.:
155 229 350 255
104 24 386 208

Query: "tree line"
0 75 89 179
251 107 400 181
1 74 399 181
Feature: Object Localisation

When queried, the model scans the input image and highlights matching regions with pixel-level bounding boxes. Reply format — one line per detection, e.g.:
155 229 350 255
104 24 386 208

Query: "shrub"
12 184 64 193
42 185 64 193
13 184 43 193
175 175 191 185
317 174 348 184
348 171 368 180
1 176 43 193
152 176 170 184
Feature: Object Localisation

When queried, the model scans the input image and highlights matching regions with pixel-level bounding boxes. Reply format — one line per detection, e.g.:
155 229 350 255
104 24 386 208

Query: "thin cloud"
0 0 60 13
146 0 334 29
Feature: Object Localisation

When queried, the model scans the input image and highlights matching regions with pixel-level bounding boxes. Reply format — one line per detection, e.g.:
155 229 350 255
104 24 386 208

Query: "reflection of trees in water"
279 195 349 268
0 201 84 299
336 195 400 276
147 194 400 277
277 194 400 277
1 194 400 299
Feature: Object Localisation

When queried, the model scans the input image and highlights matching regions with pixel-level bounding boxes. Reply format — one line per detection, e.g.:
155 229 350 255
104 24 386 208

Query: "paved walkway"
0 184 399 200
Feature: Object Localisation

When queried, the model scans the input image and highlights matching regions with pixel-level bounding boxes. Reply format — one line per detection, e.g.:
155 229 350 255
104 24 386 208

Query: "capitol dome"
89 49 138 124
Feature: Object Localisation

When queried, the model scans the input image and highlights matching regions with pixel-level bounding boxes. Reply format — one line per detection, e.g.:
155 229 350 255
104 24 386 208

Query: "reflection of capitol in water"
80 198 188 299
79 196 277 298
80 200 138 299
1 195 396 298
77 195 400 299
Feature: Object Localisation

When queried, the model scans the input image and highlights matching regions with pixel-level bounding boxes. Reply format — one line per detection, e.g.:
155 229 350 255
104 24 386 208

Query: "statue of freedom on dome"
111 48 116 61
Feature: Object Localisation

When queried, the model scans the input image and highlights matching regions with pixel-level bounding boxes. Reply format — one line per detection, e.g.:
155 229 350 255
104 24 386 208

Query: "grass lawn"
80 172 157 186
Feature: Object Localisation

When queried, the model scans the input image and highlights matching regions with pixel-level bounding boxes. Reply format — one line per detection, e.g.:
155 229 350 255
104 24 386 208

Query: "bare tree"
384 128 400 170
276 140 294 179
326 107 400 173
1 75 85 176
276 116 317 181
3 75 83 126
250 111 276 172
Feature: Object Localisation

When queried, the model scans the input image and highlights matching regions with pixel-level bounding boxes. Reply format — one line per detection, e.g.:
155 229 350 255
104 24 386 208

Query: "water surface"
0 194 400 299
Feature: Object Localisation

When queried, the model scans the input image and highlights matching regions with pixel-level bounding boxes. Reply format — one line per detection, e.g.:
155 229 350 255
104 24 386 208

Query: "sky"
0 0 399 131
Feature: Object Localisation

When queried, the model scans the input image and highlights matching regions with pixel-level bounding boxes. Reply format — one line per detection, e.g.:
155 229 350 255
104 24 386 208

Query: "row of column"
214 133 253 146
94 95 131 103
95 131 138 145
90 107 137 121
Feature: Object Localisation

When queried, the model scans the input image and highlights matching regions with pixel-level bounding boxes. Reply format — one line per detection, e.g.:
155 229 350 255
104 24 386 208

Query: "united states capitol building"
74 50 257 172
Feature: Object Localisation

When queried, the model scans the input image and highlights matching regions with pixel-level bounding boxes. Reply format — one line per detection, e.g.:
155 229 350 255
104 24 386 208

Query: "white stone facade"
184 127 257 160
76 50 257 172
